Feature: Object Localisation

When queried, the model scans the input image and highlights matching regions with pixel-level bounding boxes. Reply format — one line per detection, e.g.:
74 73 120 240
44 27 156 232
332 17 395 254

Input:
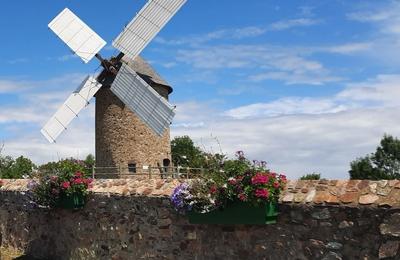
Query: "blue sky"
1 0 400 179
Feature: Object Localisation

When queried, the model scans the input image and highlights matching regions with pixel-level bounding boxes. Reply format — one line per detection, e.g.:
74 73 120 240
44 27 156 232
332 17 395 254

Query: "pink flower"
84 178 93 185
74 171 83 178
50 176 58 182
73 178 83 185
251 173 269 185
61 181 70 189
228 177 237 185
255 189 269 198
273 182 280 189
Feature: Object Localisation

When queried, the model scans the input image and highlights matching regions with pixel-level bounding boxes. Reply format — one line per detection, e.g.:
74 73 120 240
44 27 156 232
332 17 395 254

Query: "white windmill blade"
113 0 187 60
110 63 175 136
41 76 102 143
48 8 107 63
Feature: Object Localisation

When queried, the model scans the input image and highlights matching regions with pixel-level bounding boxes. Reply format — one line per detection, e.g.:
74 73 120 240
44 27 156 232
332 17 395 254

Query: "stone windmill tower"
95 56 173 172
40 1 187 174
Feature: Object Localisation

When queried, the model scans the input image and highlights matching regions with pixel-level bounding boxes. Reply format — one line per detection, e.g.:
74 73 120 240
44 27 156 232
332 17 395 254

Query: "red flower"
209 185 217 194
269 172 277 178
74 171 83 178
238 193 247 201
251 173 269 185
255 189 269 198
273 182 280 189
61 181 71 189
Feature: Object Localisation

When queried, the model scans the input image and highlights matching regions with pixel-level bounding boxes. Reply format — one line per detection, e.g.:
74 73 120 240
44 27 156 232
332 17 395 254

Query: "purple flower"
170 183 192 213
27 180 38 190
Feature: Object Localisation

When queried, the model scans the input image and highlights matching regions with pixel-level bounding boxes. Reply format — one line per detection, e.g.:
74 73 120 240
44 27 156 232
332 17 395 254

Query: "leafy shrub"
37 158 92 177
300 173 321 180
171 151 287 214
28 171 93 209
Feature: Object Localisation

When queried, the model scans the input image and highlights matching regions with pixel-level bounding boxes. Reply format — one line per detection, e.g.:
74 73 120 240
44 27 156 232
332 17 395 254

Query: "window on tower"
128 163 136 173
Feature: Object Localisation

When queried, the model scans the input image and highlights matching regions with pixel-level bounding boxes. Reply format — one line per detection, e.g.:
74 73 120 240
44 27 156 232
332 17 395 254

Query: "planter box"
188 201 278 225
57 193 86 209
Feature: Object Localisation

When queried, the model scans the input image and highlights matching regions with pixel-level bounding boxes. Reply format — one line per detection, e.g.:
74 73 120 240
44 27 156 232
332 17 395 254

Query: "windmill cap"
123 55 173 94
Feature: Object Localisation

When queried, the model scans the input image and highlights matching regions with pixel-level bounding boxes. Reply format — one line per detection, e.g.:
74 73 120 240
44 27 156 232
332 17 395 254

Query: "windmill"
41 0 187 174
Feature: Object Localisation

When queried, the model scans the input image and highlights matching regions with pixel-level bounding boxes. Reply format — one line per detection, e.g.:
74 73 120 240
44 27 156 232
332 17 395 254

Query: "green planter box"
57 193 87 209
188 201 278 225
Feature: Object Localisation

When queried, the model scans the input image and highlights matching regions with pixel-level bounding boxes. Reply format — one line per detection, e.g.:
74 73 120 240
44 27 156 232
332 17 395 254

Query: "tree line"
1 134 400 179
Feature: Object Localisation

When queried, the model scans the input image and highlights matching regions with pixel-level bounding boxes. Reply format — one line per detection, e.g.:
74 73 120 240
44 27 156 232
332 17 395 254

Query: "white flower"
228 177 235 181
222 184 227 188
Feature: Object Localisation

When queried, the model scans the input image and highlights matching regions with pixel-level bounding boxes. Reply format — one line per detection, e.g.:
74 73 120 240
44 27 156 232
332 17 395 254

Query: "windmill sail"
110 63 175 136
48 8 107 63
41 76 102 143
112 0 187 60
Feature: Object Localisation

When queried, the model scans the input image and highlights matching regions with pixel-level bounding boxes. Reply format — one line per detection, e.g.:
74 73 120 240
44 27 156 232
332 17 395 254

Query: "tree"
171 136 206 168
349 134 400 179
84 154 95 169
38 157 92 177
0 155 36 179
300 173 321 180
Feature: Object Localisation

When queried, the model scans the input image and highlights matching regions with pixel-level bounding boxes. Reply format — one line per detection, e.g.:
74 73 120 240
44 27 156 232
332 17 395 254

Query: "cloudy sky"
1 0 400 179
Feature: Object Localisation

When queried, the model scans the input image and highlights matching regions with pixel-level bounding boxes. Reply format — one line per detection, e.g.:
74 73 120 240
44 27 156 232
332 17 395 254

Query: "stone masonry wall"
95 88 171 172
1 179 400 259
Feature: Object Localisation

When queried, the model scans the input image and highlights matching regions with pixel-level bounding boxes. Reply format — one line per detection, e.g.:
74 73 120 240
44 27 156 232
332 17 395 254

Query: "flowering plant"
171 151 286 214
171 179 220 214
28 171 93 208
224 171 286 206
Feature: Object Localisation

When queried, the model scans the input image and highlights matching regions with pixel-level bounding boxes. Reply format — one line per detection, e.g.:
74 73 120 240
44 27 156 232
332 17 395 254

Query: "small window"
128 163 136 173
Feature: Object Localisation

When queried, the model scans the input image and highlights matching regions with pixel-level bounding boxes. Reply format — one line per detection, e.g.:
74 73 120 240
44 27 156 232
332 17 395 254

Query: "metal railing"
91 166 207 179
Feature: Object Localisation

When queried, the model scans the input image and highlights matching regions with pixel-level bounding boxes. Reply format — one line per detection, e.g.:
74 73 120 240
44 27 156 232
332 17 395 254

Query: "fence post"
92 165 95 179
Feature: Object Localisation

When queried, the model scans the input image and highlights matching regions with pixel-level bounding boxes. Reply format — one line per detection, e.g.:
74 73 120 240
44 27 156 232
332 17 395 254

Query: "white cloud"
223 98 348 119
154 18 319 46
169 73 400 179
338 74 400 106
176 44 340 85
172 103 400 179
7 58 29 65
325 42 372 54
269 18 319 31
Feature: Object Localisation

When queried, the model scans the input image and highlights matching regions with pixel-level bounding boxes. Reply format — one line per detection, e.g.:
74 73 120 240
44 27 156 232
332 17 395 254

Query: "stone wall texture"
1 179 400 259
95 87 172 172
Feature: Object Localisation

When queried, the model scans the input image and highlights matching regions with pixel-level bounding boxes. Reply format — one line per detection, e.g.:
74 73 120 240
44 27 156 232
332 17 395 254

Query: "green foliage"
300 173 321 180
38 157 92 177
171 136 207 168
29 171 93 209
84 154 95 168
0 155 36 179
221 151 252 178
349 134 400 179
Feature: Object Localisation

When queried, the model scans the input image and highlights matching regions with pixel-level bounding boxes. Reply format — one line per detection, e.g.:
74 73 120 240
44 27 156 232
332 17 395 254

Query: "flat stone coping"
1 179 400 208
